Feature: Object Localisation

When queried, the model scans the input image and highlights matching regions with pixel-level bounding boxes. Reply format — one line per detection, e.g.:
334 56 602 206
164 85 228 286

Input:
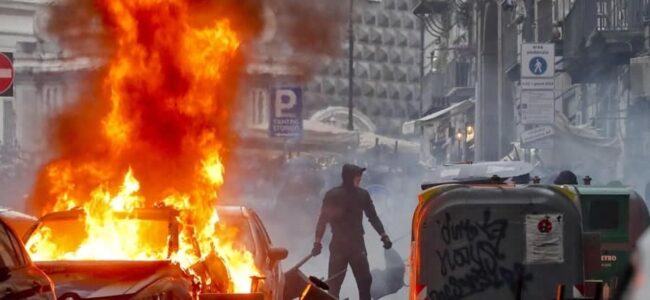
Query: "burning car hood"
36 260 191 299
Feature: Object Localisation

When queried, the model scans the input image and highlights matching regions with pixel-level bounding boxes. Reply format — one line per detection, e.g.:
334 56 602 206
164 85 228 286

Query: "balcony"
443 58 474 103
562 0 649 82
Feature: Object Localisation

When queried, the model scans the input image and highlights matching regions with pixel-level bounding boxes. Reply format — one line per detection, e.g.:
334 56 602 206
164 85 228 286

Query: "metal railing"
563 0 649 58
595 0 649 31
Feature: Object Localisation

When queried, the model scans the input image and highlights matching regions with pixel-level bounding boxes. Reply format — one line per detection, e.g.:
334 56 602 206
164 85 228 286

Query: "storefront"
402 99 475 166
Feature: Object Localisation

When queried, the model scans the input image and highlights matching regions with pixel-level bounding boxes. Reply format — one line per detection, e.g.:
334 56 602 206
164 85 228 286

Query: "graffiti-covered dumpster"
410 184 584 300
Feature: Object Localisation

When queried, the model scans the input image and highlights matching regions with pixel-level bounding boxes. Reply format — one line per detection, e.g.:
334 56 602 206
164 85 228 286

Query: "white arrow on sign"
521 126 554 144
0 68 10 78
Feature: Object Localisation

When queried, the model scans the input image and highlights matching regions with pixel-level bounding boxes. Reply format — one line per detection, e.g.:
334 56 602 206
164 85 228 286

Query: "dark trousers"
327 240 372 300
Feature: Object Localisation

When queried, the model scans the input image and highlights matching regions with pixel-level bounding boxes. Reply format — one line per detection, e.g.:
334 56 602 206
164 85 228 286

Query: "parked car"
0 208 37 239
216 206 288 300
25 207 197 299
0 214 55 299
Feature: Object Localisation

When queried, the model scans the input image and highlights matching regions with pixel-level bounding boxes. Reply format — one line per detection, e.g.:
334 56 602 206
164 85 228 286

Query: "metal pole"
347 0 355 131
534 0 539 42
419 19 426 117
497 1 505 158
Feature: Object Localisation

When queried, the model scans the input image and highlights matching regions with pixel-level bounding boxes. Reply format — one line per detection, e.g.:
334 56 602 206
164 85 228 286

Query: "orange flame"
27 0 258 294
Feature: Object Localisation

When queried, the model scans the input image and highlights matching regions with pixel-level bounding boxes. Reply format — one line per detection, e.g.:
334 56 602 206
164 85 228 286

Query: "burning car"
23 205 282 300
216 206 288 300
0 214 55 299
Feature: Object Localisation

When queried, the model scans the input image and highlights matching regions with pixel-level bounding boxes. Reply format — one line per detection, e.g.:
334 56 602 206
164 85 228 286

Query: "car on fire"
0 212 55 299
23 206 287 300
216 206 288 300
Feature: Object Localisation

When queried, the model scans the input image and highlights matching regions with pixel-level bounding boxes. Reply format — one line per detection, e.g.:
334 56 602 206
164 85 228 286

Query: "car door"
0 222 54 300
250 213 284 300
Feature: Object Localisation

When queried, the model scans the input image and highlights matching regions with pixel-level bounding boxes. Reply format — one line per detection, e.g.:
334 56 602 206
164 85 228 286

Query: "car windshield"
26 214 170 261
216 214 255 255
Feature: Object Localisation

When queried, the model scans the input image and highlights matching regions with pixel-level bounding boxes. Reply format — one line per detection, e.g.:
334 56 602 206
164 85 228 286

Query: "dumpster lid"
576 186 631 196
421 161 533 190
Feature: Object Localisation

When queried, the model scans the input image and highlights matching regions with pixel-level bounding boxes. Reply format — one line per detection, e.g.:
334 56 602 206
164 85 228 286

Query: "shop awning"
242 120 420 155
402 99 475 135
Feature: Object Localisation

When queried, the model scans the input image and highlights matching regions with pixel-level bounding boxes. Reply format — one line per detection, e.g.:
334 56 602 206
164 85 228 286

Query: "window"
216 215 255 255
0 224 21 269
43 84 64 116
587 199 620 230
251 215 270 268
581 195 629 243
7 227 28 266
247 89 267 126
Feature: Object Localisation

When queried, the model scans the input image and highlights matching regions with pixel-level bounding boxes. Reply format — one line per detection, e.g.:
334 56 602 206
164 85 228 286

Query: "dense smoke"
27 0 267 214
265 0 345 78
24 0 346 213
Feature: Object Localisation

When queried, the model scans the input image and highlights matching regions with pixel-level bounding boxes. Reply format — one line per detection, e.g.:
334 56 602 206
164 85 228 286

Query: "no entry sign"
0 52 14 97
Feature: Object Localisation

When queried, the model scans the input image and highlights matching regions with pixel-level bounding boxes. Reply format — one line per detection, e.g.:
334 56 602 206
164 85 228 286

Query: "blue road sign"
529 56 547 75
269 87 303 137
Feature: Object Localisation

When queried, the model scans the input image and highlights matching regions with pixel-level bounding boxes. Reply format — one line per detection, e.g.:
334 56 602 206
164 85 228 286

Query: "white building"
0 0 41 148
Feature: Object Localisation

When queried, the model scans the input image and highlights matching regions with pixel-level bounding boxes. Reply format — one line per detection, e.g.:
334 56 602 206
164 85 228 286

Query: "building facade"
304 0 423 136
0 0 42 149
411 0 650 189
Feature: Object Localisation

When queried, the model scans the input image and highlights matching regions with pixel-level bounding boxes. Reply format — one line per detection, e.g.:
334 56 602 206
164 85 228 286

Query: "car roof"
216 205 250 218
0 208 38 238
34 206 254 225
0 208 37 221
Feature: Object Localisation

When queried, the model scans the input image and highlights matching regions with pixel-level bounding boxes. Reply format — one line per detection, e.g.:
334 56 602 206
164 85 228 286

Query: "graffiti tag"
429 210 533 300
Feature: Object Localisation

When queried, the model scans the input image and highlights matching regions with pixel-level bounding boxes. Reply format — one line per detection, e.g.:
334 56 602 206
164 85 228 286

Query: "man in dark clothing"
311 164 392 300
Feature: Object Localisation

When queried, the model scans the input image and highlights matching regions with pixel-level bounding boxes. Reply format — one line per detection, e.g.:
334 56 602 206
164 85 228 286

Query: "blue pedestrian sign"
529 56 547 75
269 86 303 137
521 43 554 79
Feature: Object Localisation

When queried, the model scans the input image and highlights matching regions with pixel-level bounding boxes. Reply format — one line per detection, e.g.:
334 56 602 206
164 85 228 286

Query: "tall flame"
27 0 259 293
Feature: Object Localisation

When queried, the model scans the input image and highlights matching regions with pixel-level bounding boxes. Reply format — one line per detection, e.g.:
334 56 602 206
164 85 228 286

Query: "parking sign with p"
269 87 303 137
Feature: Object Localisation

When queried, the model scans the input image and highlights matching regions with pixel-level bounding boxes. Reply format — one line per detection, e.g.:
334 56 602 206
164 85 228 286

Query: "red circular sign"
538 218 553 233
0 53 14 95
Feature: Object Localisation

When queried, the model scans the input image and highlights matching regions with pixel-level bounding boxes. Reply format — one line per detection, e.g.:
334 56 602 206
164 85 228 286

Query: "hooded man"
312 164 392 300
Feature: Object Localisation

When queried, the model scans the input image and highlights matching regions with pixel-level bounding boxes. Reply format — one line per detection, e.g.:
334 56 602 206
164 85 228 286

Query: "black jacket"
315 164 386 244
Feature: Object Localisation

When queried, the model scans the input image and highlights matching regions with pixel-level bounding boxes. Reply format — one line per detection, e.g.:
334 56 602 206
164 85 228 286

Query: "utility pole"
497 1 504 157
419 19 425 117
347 0 355 131
534 0 539 42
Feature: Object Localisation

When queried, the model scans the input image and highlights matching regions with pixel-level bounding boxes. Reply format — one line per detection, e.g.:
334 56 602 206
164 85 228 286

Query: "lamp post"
456 130 464 161
347 0 355 131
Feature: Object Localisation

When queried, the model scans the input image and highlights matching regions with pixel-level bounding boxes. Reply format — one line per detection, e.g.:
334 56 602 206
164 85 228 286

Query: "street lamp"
347 0 380 129
466 125 474 136
456 131 464 141
347 0 355 131
456 130 464 161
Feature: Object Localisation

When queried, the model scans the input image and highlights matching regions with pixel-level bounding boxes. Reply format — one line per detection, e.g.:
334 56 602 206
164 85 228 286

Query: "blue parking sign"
269 87 303 137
